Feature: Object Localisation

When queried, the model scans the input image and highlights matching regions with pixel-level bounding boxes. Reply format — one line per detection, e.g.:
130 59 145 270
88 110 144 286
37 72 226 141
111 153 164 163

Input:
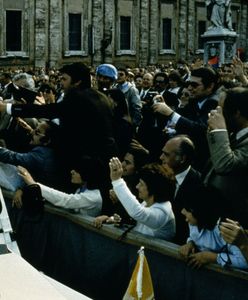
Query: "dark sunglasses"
187 81 201 88
118 73 125 77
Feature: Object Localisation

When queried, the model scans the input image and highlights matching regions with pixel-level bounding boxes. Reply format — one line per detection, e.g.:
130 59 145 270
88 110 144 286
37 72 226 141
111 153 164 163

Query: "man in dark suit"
205 87 248 228
153 67 220 171
0 72 12 100
0 63 117 192
160 135 204 244
153 72 179 110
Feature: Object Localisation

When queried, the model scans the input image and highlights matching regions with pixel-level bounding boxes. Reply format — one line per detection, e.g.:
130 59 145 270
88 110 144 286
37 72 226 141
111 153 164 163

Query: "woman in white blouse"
109 157 176 240
15 157 102 217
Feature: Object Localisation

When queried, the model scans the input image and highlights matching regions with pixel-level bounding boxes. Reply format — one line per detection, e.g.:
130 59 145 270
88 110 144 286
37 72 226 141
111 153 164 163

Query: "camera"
9 83 37 104
144 91 159 106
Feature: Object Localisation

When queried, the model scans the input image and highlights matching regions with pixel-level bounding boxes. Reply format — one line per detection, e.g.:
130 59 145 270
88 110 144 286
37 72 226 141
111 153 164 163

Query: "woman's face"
122 153 135 177
136 179 149 201
181 208 198 226
70 169 83 185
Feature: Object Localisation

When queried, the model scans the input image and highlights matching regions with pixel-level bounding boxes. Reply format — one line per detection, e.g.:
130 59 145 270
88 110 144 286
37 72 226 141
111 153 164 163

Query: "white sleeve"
112 178 170 229
38 183 102 210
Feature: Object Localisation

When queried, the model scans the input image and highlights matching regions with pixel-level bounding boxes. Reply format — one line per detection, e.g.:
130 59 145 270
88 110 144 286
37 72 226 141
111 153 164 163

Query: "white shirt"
38 183 102 217
112 178 175 240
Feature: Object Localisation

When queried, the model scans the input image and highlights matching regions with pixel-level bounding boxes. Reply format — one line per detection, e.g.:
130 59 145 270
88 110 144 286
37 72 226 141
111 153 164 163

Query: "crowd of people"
0 56 248 271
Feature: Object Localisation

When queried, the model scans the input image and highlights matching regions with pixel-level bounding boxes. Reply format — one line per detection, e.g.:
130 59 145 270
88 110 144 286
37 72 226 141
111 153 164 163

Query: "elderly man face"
142 73 153 89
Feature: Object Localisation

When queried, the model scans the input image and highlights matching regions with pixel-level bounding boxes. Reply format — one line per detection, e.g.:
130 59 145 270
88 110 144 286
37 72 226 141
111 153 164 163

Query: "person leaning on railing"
108 157 176 241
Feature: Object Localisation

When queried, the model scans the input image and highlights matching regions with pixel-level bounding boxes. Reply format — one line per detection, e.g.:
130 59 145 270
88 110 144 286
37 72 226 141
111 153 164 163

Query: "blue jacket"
0 146 60 188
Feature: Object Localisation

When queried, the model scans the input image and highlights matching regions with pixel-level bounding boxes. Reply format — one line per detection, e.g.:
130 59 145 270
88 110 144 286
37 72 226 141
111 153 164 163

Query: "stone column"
139 0 149 66
48 0 62 68
148 0 158 64
177 0 188 60
91 0 104 65
187 0 195 60
103 0 114 63
34 0 48 68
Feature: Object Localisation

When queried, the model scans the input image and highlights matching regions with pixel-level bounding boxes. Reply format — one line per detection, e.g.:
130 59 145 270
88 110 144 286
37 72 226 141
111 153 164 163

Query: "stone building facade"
0 0 247 68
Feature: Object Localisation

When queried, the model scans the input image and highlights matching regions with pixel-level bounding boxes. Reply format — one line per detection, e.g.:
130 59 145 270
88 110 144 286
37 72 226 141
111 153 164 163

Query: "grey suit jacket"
205 129 248 227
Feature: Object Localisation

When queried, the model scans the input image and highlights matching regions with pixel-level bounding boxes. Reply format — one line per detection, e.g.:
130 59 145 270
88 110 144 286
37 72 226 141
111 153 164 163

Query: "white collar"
198 98 208 109
236 127 248 140
175 166 191 186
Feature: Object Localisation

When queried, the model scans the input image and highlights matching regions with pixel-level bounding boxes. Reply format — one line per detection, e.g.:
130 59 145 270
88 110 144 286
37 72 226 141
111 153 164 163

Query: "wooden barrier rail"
3 190 248 300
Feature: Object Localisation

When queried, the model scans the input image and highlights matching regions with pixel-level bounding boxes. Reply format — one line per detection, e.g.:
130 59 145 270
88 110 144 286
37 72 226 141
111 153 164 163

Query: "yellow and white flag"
123 246 154 300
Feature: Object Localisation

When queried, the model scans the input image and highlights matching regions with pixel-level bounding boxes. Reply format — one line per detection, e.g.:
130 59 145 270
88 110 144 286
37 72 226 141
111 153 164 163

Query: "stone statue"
206 0 233 30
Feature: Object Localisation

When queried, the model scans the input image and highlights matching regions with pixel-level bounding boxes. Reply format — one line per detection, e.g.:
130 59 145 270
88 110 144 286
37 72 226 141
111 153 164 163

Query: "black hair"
73 155 104 190
106 88 129 119
39 121 60 147
117 67 129 76
139 163 175 203
134 74 143 80
223 87 248 119
168 71 183 85
183 186 223 231
154 72 169 85
59 62 91 89
38 83 56 95
127 147 150 171
191 67 219 90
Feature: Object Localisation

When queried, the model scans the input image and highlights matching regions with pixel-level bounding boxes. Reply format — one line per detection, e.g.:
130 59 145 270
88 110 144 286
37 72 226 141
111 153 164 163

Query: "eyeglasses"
155 80 164 83
187 81 202 88
118 73 125 77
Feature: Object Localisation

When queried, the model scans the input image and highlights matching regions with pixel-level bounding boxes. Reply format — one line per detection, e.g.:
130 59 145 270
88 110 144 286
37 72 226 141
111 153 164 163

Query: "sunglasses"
118 73 125 77
187 81 201 88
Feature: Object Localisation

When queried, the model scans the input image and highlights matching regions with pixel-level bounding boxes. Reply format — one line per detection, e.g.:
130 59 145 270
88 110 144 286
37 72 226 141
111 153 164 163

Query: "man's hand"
17 166 36 185
232 56 248 85
179 242 196 261
12 189 23 209
208 106 227 130
152 102 173 116
109 157 123 181
93 215 109 228
187 251 217 269
129 139 149 155
34 92 46 105
220 218 248 247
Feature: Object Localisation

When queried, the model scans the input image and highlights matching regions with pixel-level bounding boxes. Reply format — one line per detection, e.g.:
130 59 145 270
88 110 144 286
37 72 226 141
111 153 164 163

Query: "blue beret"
96 64 118 81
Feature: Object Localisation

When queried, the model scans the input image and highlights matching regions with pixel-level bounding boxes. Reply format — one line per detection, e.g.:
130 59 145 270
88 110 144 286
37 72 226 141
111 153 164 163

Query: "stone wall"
0 0 247 68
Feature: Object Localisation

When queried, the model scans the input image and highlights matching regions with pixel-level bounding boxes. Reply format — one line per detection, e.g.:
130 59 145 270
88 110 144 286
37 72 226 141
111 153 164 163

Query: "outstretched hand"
152 102 173 116
17 166 36 186
109 157 123 181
